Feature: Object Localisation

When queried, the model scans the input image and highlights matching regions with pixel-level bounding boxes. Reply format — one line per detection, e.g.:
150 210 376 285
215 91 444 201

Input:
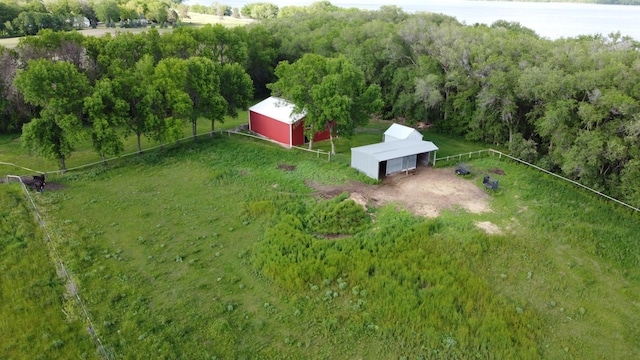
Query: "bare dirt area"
308 167 492 217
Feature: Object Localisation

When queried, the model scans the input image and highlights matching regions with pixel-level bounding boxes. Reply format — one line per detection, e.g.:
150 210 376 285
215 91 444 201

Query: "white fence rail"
435 149 640 213
223 130 332 161
5 175 113 359
435 149 494 163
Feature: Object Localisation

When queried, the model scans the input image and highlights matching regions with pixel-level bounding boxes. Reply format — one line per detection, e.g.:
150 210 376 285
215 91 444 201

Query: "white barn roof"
248 96 305 125
384 123 423 141
351 140 438 161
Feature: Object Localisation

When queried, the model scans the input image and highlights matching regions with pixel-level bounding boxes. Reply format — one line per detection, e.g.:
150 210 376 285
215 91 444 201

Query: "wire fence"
1 136 192 176
1 129 332 178
435 149 640 213
5 175 113 359
223 129 332 160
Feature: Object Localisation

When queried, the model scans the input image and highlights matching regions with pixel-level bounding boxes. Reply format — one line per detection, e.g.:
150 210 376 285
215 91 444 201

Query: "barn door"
386 158 403 175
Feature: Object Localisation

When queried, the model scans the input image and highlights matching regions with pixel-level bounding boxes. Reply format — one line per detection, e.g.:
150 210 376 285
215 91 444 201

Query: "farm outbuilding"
248 96 331 148
383 123 424 142
351 139 439 180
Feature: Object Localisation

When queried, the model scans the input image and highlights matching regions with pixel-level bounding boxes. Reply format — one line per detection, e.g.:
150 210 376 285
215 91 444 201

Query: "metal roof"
351 140 439 161
383 123 422 140
248 96 305 125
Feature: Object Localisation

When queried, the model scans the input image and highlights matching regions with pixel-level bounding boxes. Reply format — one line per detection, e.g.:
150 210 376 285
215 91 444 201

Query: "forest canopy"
1 1 640 204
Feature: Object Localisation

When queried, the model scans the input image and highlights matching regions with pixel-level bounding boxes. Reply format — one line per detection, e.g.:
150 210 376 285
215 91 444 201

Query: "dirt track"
309 167 492 218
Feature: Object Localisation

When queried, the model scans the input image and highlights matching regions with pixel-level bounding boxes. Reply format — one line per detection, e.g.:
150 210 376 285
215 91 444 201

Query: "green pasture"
2 119 640 358
0 111 249 176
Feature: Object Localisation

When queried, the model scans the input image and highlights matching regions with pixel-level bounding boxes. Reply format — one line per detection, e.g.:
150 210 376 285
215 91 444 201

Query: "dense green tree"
17 29 86 69
116 54 156 153
219 62 253 118
147 57 191 146
83 33 110 82
159 26 197 59
79 0 98 28
45 0 81 26
396 13 474 133
184 56 226 138
23 0 48 13
0 1 21 36
94 0 120 23
269 54 382 153
145 1 168 24
243 24 278 97
241 2 278 20
84 77 126 161
194 24 248 65
13 11 66 35
14 59 90 171
100 31 149 72
0 46 30 133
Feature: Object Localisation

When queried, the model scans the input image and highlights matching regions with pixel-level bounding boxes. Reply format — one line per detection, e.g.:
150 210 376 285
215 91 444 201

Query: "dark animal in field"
32 175 45 192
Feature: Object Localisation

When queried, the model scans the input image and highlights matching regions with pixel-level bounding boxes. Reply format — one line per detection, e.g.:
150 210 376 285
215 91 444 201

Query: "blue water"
187 0 640 40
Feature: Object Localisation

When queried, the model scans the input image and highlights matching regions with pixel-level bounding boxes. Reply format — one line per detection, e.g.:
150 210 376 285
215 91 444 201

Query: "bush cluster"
252 197 543 358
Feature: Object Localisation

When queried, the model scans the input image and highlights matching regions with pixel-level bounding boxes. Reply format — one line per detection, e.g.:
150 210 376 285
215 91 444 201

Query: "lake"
192 0 640 40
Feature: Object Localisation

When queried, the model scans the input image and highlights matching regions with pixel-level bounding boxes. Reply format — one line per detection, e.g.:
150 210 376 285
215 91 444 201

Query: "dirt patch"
0 176 64 191
278 164 296 171
348 192 368 210
475 221 502 235
308 167 491 217
41 182 65 191
489 168 506 176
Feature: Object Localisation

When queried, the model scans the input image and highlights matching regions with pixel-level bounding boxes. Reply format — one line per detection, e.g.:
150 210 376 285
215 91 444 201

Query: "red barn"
248 97 331 148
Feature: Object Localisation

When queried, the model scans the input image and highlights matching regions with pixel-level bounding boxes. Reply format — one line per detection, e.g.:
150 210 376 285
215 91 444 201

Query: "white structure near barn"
383 123 424 142
351 123 438 180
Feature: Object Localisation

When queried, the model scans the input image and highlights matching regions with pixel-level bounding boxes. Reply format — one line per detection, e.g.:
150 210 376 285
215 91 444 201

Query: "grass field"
2 119 640 358
0 186 94 359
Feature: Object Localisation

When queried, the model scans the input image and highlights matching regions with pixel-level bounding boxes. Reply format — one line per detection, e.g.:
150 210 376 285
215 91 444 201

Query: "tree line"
0 0 185 36
1 25 259 170
2 1 640 205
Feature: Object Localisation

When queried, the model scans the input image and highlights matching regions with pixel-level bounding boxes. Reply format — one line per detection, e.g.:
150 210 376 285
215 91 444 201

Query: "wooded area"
1 1 640 205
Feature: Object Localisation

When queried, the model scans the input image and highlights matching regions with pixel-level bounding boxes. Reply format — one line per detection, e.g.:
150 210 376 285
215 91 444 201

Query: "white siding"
384 123 423 142
351 148 379 179
351 140 439 180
